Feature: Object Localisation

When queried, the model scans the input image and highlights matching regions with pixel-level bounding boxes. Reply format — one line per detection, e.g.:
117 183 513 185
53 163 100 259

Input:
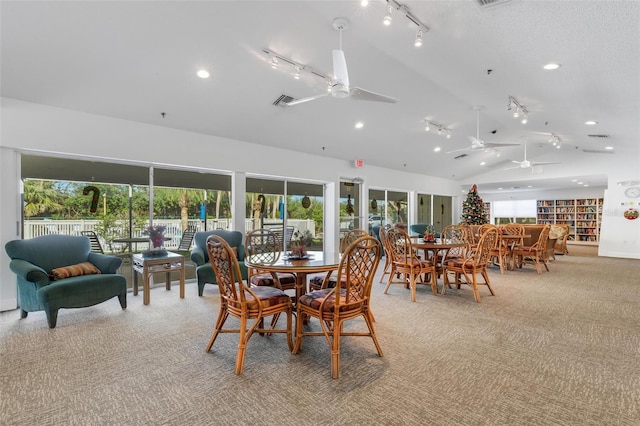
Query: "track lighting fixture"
507 96 529 125
383 5 393 26
263 48 331 84
414 29 423 47
385 1 430 46
424 119 451 138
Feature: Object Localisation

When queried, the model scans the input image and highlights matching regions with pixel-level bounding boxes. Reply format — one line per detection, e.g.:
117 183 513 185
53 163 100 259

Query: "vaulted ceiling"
2 1 638 194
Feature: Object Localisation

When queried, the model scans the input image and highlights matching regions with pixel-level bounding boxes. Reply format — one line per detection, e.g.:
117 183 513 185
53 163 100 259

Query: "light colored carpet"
1 250 638 426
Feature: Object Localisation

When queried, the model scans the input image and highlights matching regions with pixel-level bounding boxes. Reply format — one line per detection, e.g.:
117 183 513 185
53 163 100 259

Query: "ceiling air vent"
273 94 295 107
475 0 513 8
588 134 610 138
454 154 468 160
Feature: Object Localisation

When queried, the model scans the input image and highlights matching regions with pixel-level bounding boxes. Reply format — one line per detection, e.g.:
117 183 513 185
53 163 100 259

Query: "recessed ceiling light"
605 146 614 150
360 0 369 6
498 187 503 190
528 185 533 188
480 161 486 166
577 181 584 185
433 147 441 152
543 63 561 70
571 179 578 182
585 120 598 125
355 122 364 129
196 69 210 79
584 184 589 187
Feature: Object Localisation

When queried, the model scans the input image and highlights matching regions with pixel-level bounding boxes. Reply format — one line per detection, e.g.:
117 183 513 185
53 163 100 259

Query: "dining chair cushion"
227 286 291 310
250 272 296 287
298 288 364 312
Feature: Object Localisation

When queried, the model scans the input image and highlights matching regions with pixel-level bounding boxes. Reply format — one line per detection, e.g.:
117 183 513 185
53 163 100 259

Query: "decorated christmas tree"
461 184 488 225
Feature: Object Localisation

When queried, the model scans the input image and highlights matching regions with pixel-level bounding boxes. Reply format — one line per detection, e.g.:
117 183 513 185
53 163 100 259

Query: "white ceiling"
2 1 639 195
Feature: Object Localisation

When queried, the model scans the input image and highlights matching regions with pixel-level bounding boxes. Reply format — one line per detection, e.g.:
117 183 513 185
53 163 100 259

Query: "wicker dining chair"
205 235 293 375
377 224 395 283
309 228 369 291
244 229 296 291
293 235 382 379
442 226 499 302
384 227 437 302
513 224 551 274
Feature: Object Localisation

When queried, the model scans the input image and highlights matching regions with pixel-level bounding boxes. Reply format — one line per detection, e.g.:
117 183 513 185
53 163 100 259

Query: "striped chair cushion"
250 272 296 287
228 286 290 310
298 288 363 312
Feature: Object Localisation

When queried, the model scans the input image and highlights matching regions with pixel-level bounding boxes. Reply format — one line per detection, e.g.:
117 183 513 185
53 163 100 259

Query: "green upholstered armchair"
190 230 248 296
5 234 127 328
409 223 429 236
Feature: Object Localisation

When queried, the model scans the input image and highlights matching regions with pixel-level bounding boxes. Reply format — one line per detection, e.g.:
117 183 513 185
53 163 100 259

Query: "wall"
0 98 462 311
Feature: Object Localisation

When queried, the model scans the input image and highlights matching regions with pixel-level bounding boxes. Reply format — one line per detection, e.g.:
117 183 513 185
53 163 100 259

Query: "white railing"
23 218 316 252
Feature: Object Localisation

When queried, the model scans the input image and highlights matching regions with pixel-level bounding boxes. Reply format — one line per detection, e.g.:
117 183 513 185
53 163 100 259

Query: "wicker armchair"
384 227 437 302
205 235 293 375
442 226 499 302
292 236 383 379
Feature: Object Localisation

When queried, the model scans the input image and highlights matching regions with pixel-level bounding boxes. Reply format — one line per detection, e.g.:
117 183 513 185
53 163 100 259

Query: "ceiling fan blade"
582 149 614 154
483 142 520 148
445 147 471 154
349 87 397 103
503 164 521 170
531 161 561 166
332 50 349 87
284 93 328 107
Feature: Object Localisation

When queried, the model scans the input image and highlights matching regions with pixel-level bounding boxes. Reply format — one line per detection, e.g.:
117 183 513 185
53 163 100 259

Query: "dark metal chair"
81 231 104 254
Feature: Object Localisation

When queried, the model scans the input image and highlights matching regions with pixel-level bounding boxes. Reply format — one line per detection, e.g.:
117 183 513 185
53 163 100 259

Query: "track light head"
414 29 423 47
383 5 393 26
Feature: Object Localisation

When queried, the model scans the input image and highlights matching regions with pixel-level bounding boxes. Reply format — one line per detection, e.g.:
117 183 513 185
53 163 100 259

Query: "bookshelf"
536 198 604 244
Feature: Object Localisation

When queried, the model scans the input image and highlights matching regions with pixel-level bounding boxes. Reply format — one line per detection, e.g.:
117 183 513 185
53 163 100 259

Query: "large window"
246 177 324 250
368 188 408 231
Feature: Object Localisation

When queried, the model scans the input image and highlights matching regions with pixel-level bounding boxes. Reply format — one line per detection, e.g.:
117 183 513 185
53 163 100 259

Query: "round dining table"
245 250 341 302
410 237 467 273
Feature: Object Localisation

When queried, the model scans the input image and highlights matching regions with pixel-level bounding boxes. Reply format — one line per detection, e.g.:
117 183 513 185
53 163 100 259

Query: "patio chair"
80 231 104 254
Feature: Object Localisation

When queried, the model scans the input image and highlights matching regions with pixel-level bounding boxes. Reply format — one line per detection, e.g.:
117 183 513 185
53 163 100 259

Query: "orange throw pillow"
50 262 102 281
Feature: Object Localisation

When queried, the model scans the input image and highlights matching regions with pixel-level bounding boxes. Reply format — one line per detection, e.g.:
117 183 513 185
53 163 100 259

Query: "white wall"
0 98 462 311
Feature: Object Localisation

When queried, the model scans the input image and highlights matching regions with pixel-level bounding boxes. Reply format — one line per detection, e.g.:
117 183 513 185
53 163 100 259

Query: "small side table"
132 251 185 305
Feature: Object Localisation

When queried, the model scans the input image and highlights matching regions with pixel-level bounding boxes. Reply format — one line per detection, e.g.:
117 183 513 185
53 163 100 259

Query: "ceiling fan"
285 18 397 107
504 140 561 171
446 106 519 154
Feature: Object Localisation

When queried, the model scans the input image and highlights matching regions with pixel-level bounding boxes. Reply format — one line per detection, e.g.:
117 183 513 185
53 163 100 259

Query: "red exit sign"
354 159 364 168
